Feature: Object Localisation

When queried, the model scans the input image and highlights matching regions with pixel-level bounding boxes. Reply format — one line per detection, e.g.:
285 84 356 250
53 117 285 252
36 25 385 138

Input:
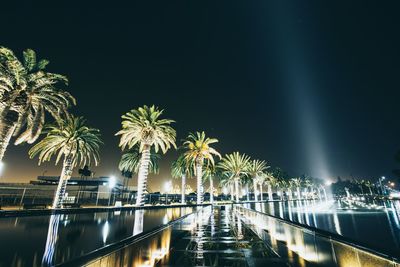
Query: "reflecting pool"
0 207 196 266
244 199 400 257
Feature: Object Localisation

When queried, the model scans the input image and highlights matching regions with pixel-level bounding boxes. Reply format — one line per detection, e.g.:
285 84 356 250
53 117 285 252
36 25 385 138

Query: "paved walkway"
163 205 289 267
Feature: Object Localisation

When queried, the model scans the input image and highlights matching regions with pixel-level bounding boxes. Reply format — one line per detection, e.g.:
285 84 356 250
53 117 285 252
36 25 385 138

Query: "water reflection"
246 199 400 257
0 207 195 266
42 214 61 266
236 205 397 267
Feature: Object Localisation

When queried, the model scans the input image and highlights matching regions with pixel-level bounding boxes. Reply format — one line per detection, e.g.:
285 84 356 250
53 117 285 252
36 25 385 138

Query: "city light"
108 176 116 189
325 180 332 186
223 187 228 195
164 181 172 193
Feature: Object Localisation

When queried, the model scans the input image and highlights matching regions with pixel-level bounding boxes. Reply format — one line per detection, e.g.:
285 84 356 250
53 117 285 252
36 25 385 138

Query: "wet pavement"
163 205 289 267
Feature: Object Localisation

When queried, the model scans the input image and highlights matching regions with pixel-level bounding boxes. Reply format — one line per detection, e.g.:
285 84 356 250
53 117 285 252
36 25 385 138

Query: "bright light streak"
325 181 332 186
102 221 109 244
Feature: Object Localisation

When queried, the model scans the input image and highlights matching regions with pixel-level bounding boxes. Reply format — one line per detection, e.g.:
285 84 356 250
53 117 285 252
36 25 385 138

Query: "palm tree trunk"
196 159 203 204
260 183 264 201
181 174 186 204
253 179 258 201
246 184 250 201
135 145 151 207
0 121 16 162
209 176 214 204
369 187 373 195
268 184 273 201
297 187 301 200
234 178 240 202
230 184 234 201
52 155 74 209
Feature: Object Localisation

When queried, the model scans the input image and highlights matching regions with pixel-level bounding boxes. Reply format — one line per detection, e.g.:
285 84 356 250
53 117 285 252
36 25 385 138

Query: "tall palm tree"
0 47 75 161
203 164 219 204
171 154 194 204
291 177 303 200
29 116 102 208
248 159 269 201
119 146 160 174
183 131 220 204
265 173 277 201
119 146 160 199
218 152 250 202
116 105 176 206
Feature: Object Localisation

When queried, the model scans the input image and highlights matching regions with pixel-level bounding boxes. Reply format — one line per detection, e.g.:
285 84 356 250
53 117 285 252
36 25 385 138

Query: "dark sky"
1 1 400 190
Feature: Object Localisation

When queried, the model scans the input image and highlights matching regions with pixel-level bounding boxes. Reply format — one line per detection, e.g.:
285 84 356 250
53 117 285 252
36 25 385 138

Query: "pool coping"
0 203 210 217
236 204 400 264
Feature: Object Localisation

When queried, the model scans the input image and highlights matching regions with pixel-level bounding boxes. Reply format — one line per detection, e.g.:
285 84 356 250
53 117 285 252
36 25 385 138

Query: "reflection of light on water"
133 209 145 236
333 212 342 235
102 221 109 244
42 215 61 266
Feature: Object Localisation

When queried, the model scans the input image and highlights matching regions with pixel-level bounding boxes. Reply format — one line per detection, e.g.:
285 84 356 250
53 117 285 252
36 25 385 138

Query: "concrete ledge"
0 203 211 218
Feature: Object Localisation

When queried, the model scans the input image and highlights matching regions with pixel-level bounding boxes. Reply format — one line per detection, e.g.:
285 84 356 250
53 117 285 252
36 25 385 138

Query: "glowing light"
102 221 109 244
223 187 228 195
164 181 172 193
325 180 332 186
108 176 116 188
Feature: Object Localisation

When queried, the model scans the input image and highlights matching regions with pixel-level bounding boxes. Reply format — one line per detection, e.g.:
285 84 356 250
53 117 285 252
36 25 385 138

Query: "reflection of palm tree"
42 214 61 266
133 209 145 235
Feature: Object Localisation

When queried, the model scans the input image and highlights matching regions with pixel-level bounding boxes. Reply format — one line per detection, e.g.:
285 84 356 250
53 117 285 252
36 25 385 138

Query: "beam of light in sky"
266 2 331 180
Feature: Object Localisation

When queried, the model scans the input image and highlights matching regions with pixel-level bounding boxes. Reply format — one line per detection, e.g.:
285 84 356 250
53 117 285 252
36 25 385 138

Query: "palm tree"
0 47 75 161
116 105 176 206
118 146 160 202
118 146 160 174
203 164 219 204
183 131 220 204
218 152 250 202
265 173 277 201
291 177 302 200
29 116 102 208
171 154 194 204
248 159 269 201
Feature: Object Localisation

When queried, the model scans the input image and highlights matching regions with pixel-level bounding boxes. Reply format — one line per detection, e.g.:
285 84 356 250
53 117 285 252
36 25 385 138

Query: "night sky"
1 1 400 191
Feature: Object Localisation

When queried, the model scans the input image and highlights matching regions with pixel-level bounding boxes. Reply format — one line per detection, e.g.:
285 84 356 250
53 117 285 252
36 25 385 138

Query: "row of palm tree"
1 46 327 208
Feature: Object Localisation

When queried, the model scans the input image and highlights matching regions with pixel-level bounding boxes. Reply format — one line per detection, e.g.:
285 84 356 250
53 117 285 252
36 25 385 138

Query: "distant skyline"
1 1 400 191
